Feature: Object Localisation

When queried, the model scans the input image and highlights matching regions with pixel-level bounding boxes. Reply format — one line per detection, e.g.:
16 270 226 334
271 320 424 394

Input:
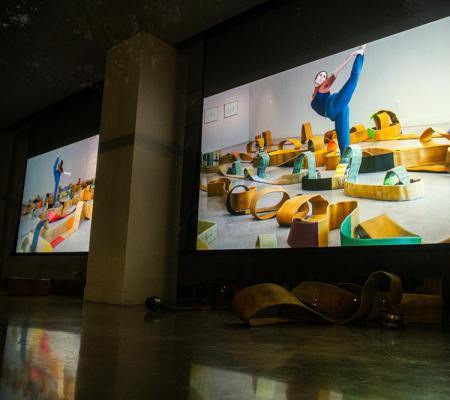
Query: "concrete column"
84 33 183 304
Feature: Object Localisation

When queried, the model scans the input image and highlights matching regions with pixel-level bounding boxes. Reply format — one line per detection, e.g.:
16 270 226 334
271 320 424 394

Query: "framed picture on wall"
204 107 218 124
224 101 238 118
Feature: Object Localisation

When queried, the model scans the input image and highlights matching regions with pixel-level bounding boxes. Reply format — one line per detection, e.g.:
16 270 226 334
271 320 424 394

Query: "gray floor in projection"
53 219 92 252
198 137 450 249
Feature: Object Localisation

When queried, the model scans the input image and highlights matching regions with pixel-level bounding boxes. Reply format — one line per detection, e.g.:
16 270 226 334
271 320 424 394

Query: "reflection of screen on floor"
197 16 450 250
16 135 99 253
0 326 80 399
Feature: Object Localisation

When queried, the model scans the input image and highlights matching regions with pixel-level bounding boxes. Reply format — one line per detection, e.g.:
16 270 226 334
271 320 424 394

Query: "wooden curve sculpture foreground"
232 271 442 326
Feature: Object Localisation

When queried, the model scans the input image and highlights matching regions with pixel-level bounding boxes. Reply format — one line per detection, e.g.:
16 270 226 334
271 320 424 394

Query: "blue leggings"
30 220 46 253
327 54 364 153
53 174 60 206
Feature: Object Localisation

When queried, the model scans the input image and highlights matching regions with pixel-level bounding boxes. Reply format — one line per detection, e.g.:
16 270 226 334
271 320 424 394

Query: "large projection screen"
15 135 99 253
197 17 450 250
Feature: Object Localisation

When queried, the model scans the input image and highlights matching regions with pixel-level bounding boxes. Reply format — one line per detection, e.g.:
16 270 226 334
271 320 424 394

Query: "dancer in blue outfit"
53 156 63 207
52 154 71 207
311 45 366 153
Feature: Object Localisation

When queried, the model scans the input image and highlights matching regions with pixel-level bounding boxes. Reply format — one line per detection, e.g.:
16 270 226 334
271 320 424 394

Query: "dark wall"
177 0 450 289
177 34 206 253
0 85 103 282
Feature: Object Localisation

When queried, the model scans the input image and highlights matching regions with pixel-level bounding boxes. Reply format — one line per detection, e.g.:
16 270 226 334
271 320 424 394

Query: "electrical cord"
145 296 230 312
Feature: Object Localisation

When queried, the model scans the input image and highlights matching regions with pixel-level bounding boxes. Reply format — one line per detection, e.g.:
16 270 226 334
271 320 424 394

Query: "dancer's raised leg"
329 54 364 115
335 105 350 153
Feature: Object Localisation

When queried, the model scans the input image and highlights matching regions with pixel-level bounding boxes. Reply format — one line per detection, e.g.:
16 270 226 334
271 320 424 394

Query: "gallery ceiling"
0 0 267 131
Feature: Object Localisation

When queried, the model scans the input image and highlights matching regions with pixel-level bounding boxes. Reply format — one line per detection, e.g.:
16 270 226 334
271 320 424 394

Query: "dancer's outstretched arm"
333 46 366 77
333 53 354 77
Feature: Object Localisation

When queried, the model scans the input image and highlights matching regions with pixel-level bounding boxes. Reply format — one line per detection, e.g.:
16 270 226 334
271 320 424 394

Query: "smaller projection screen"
197 17 450 250
16 135 99 253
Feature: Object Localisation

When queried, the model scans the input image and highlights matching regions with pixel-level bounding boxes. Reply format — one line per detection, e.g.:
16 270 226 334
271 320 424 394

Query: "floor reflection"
1 298 450 400
0 325 79 400
189 364 346 400
189 363 288 399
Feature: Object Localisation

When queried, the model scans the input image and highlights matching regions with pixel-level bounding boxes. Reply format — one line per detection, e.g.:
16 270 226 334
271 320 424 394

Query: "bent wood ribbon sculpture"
250 134 327 168
219 152 253 165
247 123 310 151
262 130 302 150
201 176 293 217
232 271 403 326
287 199 356 247
247 124 312 154
300 146 362 191
324 124 372 145
243 152 307 185
216 155 307 185
339 145 424 201
301 122 313 144
225 185 290 219
249 186 290 220
340 207 421 246
202 180 428 249
255 234 278 248
216 150 310 185
358 126 450 173
246 133 276 153
197 220 218 250
326 126 450 172
199 177 258 215
276 194 358 247
38 201 85 248
277 138 302 150
278 194 421 248
367 110 442 141
217 150 315 185
344 165 424 201
246 143 336 185
325 110 444 145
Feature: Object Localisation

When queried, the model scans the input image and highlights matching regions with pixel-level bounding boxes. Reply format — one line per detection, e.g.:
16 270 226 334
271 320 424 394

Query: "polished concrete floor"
1 296 450 399
199 137 450 249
